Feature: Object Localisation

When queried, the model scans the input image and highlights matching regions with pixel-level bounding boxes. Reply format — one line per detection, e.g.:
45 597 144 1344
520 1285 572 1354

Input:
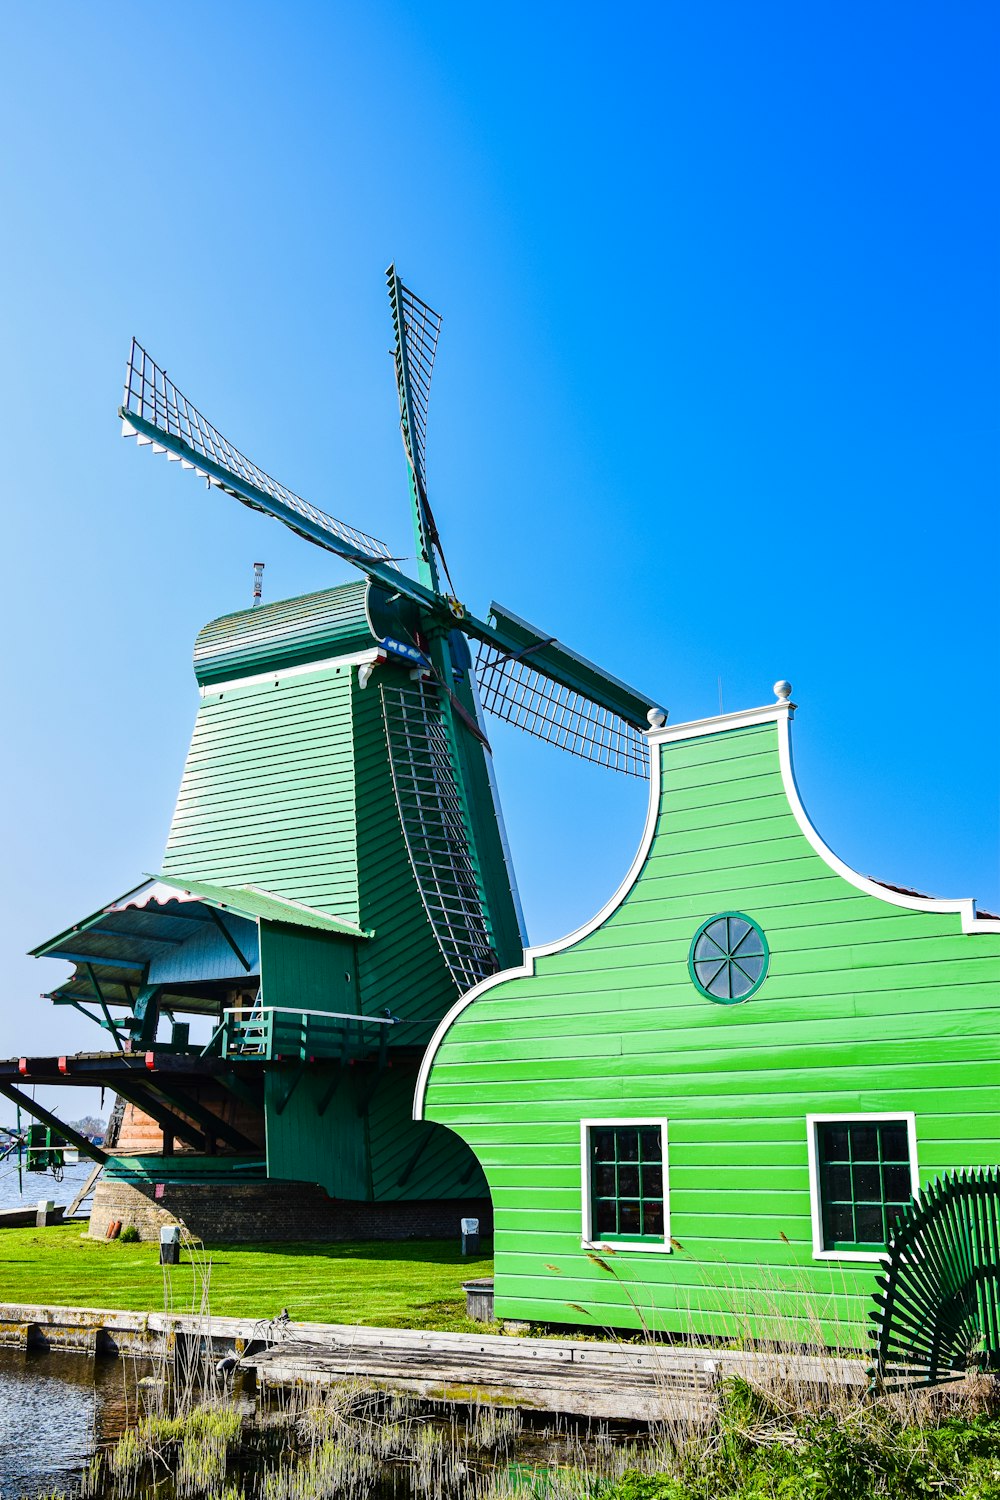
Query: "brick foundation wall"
90 1177 493 1245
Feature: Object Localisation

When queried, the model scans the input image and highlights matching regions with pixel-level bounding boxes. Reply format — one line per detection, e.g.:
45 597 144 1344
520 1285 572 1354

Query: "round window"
689 912 769 1004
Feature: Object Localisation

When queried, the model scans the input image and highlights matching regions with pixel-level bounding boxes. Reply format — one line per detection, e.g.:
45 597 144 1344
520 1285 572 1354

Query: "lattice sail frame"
475 644 651 780
870 1167 1000 1389
121 340 396 566
387 272 442 495
381 678 499 991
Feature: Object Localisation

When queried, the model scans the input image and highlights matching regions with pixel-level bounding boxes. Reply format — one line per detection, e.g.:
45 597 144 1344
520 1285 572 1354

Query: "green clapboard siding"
162 664 359 921
264 1059 488 1202
259 922 358 1015
423 715 1000 1348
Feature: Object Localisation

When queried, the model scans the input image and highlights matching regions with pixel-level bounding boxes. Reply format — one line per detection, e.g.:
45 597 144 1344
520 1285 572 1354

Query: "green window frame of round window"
689 912 769 1004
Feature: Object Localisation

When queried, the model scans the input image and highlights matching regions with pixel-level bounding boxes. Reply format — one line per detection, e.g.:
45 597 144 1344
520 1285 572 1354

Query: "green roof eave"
149 874 374 940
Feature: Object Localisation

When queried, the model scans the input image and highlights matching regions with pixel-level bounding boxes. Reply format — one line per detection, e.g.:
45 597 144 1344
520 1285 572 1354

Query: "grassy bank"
0 1225 492 1329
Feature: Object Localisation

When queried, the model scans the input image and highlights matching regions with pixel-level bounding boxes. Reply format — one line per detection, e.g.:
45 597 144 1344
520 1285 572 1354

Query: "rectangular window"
807 1114 917 1259
581 1119 670 1251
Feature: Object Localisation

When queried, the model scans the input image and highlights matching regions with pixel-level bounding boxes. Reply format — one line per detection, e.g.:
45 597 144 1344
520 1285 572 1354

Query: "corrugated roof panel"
193 581 375 685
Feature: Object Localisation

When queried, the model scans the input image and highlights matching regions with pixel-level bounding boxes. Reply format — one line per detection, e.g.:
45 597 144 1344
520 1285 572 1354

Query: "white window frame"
580 1117 672 1254
806 1112 918 1263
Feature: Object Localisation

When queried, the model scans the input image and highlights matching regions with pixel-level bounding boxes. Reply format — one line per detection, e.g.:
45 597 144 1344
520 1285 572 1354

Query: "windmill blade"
475 643 651 779
466 602 659 780
381 677 499 991
386 266 442 498
119 339 398 571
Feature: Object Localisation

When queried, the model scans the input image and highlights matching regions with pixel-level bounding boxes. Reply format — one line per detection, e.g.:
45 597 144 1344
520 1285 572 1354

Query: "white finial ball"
647 707 668 728
773 680 792 703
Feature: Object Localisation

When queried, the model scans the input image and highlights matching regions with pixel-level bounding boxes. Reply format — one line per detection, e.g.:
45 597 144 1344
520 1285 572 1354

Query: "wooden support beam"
274 1063 306 1117
205 909 253 973
108 1080 208 1152
144 1080 258 1154
84 965 125 1054
0 1083 107 1165
316 1068 344 1119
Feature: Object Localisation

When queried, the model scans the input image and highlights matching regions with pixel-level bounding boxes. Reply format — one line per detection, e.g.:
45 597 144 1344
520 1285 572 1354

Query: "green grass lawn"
0 1226 493 1331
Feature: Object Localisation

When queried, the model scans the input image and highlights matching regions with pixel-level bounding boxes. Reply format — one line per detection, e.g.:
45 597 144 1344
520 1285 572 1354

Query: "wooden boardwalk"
247 1324 867 1421
0 1302 867 1420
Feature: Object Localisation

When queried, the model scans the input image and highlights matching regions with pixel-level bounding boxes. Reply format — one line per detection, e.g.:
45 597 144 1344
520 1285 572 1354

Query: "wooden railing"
220 1007 396 1064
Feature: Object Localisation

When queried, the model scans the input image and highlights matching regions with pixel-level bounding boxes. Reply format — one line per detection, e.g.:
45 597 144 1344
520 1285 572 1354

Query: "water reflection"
0 1347 148 1497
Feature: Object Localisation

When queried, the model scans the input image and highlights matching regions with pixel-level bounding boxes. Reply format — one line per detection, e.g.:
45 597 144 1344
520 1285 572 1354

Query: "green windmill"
119 268 659 987
14 270 661 1241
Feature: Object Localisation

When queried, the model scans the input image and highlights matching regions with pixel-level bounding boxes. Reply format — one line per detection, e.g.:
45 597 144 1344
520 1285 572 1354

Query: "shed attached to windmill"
415 685 1000 1349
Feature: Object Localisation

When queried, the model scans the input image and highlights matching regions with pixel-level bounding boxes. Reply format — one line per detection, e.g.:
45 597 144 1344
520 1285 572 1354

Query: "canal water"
0 1160 97 1214
0 1345 147 1497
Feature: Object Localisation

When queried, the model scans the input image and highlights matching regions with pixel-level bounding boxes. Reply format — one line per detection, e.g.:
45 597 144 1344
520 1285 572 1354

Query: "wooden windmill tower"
17 271 661 1241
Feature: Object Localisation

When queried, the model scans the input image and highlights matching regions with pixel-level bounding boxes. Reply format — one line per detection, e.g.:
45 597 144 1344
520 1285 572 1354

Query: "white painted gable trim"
776 712 999 934
413 694 999 1120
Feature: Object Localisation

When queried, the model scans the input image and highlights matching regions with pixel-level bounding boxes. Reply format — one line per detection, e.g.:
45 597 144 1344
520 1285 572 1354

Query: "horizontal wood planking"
424 718 1000 1345
163 666 360 921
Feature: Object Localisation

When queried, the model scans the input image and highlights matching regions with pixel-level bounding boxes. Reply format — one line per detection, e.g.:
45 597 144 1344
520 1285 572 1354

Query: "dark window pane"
595 1200 618 1236
731 924 763 958
706 966 732 999
644 1201 664 1236
727 917 750 948
852 1127 879 1161
855 1205 885 1244
822 1127 850 1162
639 1129 661 1162
881 1124 908 1161
643 1165 663 1197
618 1201 641 1234
694 958 727 989
733 954 764 985
825 1164 852 1200
827 1204 855 1242
883 1163 911 1202
592 1131 615 1161
617 1131 639 1162
853 1164 882 1201
595 1164 616 1196
695 929 727 962
618 1165 640 1197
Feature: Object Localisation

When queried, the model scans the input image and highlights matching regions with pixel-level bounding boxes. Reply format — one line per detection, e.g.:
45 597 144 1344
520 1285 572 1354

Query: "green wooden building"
415 685 1000 1348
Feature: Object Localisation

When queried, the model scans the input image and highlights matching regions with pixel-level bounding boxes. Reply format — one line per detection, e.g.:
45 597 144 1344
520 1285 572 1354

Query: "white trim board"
806 1112 918 1263
580 1117 672 1255
199 648 382 697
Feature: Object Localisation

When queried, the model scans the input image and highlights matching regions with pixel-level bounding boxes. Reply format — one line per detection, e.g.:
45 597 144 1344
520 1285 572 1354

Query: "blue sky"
1 3 997 1090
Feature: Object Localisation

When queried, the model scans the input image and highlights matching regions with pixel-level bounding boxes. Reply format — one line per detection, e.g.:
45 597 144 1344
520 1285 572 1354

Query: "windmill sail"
381 678 499 991
120 340 397 568
469 602 654 779
475 643 650 779
387 267 442 499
